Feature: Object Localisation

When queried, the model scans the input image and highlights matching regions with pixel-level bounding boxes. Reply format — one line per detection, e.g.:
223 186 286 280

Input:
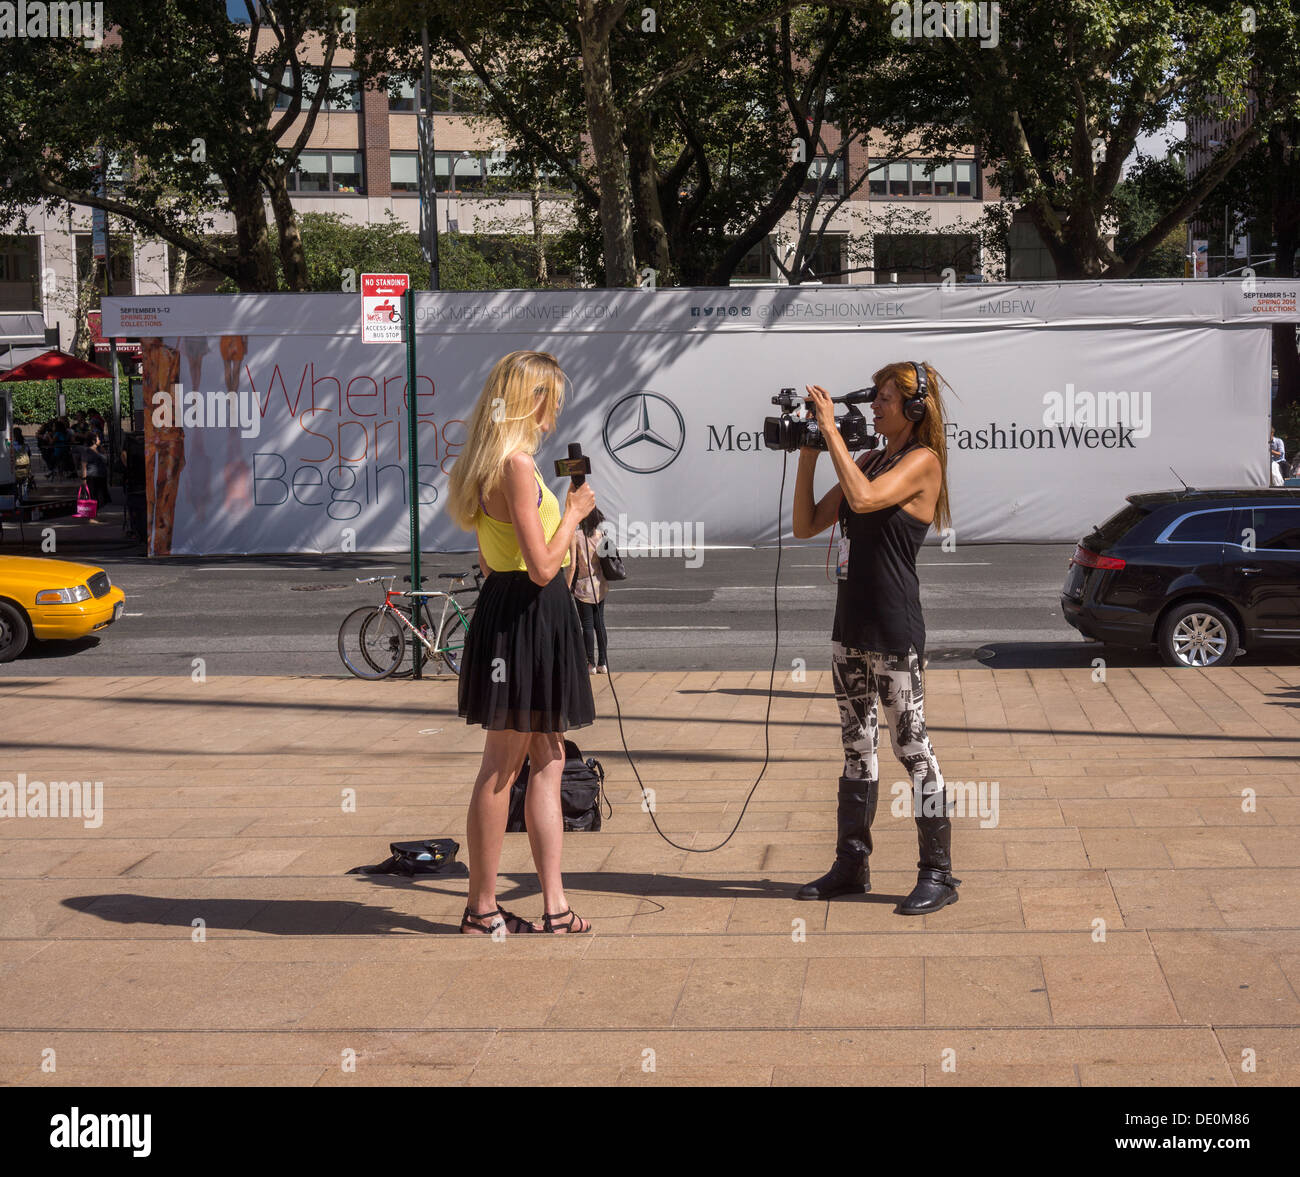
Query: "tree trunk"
171 248 189 295
530 163 549 286
576 1 638 287
226 178 280 292
266 167 309 291
626 116 672 284
1269 128 1300 416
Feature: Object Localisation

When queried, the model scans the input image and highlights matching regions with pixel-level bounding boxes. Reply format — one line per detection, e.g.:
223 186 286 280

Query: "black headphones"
903 361 929 422
855 362 930 421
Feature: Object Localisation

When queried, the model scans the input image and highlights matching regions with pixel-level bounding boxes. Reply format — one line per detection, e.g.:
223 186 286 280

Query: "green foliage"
867 0 1260 278
217 211 556 291
0 1 358 290
1277 400 1300 461
1113 156 1190 278
8 377 121 425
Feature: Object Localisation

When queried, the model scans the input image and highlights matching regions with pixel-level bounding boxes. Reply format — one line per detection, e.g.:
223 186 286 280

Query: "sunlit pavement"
1 666 1298 1086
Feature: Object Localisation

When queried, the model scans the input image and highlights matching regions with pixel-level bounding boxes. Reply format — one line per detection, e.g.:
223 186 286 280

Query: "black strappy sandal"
460 907 505 935
542 908 591 934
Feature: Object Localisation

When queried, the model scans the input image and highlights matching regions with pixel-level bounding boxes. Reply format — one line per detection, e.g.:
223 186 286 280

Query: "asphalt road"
7 541 1294 677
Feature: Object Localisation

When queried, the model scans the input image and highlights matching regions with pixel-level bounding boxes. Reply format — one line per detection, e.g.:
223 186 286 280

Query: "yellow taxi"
0 555 126 662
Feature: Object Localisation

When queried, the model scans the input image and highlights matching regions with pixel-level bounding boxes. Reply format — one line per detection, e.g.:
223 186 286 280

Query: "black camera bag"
507 739 609 832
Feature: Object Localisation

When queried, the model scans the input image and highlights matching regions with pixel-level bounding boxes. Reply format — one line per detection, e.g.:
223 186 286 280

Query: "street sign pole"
361 272 418 675
403 285 423 678
96 150 122 472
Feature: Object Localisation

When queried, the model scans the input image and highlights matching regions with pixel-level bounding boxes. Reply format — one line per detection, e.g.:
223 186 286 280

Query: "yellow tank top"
476 464 570 573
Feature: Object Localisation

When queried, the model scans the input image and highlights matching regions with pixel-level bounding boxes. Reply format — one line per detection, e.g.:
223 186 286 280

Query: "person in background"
10 428 32 498
120 432 146 540
80 433 111 508
35 422 54 478
51 418 72 477
1270 426 1286 487
69 430 88 482
568 506 610 674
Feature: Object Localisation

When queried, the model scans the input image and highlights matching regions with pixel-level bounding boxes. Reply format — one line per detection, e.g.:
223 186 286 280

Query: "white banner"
102 281 1292 555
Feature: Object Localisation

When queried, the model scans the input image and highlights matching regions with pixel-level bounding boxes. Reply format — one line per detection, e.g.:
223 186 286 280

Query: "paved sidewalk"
1 666 1298 1086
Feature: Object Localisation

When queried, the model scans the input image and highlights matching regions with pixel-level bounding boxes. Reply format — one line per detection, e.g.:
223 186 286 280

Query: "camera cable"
582 452 790 853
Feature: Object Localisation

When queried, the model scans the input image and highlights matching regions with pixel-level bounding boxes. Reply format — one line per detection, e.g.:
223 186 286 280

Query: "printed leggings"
831 641 949 816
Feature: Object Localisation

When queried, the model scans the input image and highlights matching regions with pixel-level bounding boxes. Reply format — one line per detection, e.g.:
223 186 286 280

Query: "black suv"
1061 489 1300 667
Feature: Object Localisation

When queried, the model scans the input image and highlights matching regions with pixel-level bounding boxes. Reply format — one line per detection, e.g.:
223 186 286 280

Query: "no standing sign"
361 273 410 344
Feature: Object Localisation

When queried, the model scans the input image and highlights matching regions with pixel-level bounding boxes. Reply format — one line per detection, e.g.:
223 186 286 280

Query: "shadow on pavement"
62 869 870 937
11 636 102 660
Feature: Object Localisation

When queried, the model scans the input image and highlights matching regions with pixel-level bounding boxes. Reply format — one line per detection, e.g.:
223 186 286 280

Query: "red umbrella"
0 349 113 382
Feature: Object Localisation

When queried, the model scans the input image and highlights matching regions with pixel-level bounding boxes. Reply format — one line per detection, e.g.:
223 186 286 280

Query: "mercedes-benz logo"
602 391 685 474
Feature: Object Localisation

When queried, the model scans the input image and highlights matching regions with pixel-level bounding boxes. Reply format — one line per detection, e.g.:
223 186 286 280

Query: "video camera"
762 387 879 453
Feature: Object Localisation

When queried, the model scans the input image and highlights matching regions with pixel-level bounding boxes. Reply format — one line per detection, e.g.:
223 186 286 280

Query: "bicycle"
337 566 482 680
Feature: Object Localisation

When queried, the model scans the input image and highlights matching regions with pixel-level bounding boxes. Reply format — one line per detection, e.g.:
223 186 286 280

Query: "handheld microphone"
555 442 592 483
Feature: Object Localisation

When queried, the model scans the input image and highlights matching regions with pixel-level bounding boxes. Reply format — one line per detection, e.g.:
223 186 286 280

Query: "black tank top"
833 440 931 656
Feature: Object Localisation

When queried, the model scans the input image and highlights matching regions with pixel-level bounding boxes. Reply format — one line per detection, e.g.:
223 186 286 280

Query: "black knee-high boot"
796 777 877 900
898 809 961 915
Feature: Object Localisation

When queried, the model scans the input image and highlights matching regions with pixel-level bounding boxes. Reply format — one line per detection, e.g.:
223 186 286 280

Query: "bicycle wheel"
339 606 386 679
357 609 407 679
437 607 471 675
379 603 418 678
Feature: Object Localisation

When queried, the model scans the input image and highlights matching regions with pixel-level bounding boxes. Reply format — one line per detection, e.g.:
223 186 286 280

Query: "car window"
1089 503 1148 546
1247 507 1300 553
1163 509 1232 544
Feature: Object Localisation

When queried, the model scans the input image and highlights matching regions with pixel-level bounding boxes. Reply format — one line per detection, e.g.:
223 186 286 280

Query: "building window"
873 233 979 282
74 234 135 297
289 151 364 194
0 235 40 311
803 158 844 196
272 67 359 112
447 152 485 191
390 150 576 195
387 77 416 112
390 151 420 192
803 235 846 283
388 74 488 114
869 159 980 199
733 239 771 281
324 69 361 112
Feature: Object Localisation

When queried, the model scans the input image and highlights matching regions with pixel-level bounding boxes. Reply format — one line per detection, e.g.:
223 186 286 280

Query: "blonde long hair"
446 350 567 531
872 360 952 533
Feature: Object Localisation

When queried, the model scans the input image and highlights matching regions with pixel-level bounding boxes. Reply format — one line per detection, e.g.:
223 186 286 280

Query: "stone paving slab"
1 667 1298 1086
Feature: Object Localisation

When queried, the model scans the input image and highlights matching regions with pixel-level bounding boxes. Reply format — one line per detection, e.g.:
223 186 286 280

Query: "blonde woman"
447 351 597 935
791 361 961 916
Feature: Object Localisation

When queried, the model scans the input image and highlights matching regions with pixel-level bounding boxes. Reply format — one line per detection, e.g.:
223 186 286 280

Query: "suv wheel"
0 601 30 663
1157 600 1239 668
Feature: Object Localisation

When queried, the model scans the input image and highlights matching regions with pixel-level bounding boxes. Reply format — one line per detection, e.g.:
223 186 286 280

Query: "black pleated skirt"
457 570 596 732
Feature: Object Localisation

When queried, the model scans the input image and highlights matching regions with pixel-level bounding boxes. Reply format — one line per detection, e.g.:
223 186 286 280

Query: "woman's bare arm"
824 431 939 516
793 450 880 537
502 451 588 586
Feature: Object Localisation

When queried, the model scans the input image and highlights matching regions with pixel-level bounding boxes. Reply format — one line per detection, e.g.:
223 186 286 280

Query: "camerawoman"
790 361 961 914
